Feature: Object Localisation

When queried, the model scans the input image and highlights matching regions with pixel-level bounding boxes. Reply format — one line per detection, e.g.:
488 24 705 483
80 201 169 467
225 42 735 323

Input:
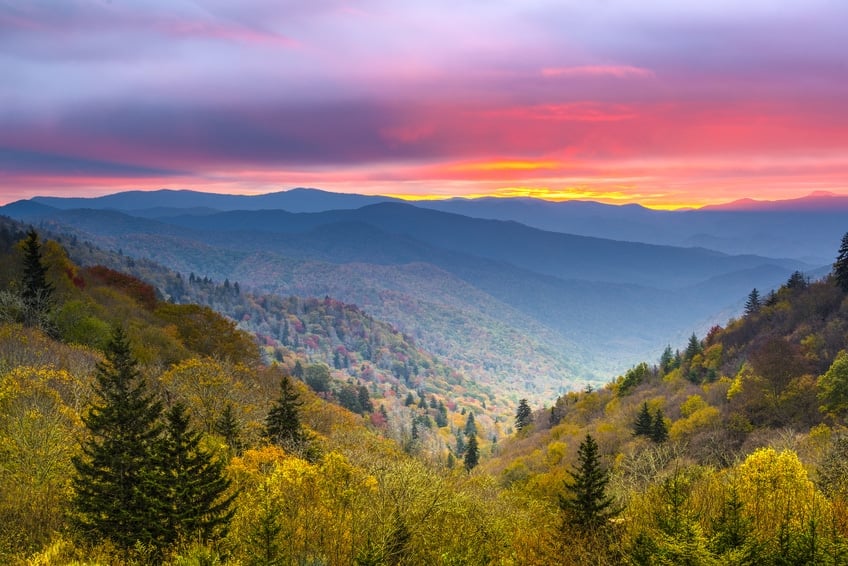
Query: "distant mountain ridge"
23 188 847 263
1 196 815 389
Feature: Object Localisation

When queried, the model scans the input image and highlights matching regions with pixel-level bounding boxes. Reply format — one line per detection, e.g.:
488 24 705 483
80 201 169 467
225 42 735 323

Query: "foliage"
834 232 848 292
265 375 305 451
560 434 618 531
70 326 166 553
515 398 533 432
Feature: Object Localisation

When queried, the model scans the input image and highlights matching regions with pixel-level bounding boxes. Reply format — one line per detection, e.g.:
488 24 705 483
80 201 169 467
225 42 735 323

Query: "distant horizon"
2 2 846 211
5 186 848 212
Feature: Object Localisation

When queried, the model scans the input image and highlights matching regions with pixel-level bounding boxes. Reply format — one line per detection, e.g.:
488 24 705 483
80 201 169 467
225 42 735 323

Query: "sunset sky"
1 0 847 209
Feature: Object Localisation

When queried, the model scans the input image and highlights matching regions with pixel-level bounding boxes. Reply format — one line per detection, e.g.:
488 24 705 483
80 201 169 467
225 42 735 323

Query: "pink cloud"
541 65 655 79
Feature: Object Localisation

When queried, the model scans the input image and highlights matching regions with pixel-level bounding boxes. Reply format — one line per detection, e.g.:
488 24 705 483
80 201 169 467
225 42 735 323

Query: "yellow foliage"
735 448 826 539
680 394 708 418
670 405 720 440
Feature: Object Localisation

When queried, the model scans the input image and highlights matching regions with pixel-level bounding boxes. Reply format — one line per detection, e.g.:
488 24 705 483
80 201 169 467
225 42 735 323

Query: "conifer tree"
744 288 761 316
651 409 669 443
464 434 479 471
214 402 243 455
71 326 165 551
685 333 702 360
464 412 477 436
20 228 54 324
834 232 848 293
559 434 618 530
265 375 304 449
515 398 533 432
633 402 654 437
157 403 235 545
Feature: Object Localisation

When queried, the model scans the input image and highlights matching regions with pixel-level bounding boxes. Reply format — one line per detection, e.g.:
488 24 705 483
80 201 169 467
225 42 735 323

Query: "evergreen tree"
357 385 374 413
20 228 54 323
71 327 166 551
158 403 235 545
633 402 654 437
404 392 415 406
214 402 243 455
834 232 848 293
464 412 477 436
463 434 479 471
651 409 669 443
515 398 533 432
744 288 761 316
685 333 702 360
265 375 304 449
292 360 304 378
659 345 675 374
455 432 466 456
559 434 618 531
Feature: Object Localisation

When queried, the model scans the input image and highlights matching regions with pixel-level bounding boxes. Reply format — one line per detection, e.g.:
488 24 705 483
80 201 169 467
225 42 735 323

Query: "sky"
1 0 847 209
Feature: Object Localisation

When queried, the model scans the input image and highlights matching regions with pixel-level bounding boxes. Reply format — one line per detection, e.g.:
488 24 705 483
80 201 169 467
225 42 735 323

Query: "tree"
651 409 669 443
818 350 848 417
464 434 479 471
20 229 54 326
265 375 304 449
157 403 235 545
685 333 702 361
834 232 848 292
559 434 618 531
214 402 243 455
744 288 761 316
515 398 533 432
304 363 331 393
464 412 477 436
71 326 166 551
633 402 654 437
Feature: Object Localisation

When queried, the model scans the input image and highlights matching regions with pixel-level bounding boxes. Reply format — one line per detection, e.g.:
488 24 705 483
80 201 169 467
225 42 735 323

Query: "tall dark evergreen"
633 402 654 437
464 412 477 436
463 434 479 471
20 228 54 322
651 409 669 443
559 434 618 530
265 375 304 449
515 398 533 432
71 327 165 551
834 232 848 293
214 402 243 455
744 288 761 316
685 333 702 360
157 403 235 545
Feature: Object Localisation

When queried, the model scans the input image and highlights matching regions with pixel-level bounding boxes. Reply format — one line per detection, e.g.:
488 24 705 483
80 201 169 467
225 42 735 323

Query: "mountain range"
3 188 830 397
24 187 848 264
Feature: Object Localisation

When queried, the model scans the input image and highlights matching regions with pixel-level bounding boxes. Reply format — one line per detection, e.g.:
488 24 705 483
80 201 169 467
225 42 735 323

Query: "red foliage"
84 265 157 310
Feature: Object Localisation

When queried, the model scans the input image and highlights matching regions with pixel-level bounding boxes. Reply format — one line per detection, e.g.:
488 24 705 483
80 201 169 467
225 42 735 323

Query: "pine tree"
20 228 54 324
158 403 235 545
744 288 761 316
633 402 654 437
464 412 477 436
515 398 533 432
834 232 848 293
685 333 702 360
358 385 374 413
292 360 304 378
464 434 479 471
651 409 669 443
265 375 304 449
71 327 166 551
659 345 675 374
559 434 618 530
404 392 415 406
214 403 243 455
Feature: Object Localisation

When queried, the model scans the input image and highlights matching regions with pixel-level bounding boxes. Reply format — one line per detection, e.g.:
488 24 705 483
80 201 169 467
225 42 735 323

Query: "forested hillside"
3 218 848 565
